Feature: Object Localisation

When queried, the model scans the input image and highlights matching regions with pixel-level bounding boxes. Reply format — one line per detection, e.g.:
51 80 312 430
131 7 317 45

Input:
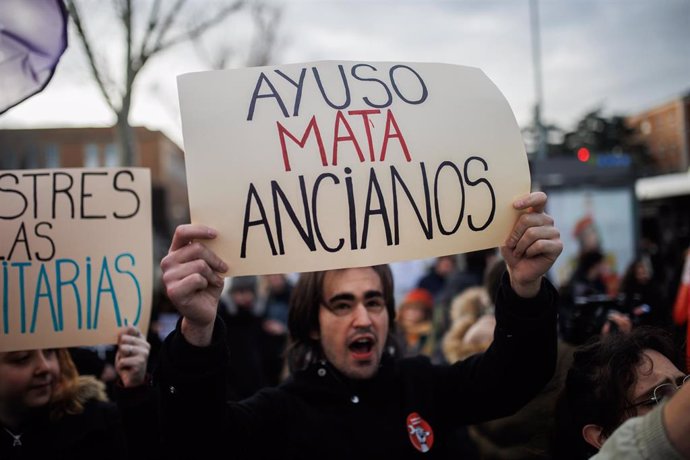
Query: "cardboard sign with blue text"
0 168 152 352
177 61 530 275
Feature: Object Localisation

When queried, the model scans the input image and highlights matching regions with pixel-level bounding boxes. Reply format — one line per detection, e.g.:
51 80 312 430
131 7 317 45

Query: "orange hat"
573 215 594 239
403 288 434 310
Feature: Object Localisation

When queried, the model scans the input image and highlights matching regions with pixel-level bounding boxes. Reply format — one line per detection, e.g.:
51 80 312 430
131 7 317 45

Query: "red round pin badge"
406 412 434 453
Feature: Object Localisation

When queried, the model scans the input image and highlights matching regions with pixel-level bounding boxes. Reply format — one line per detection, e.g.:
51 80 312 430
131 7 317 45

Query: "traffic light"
577 147 591 163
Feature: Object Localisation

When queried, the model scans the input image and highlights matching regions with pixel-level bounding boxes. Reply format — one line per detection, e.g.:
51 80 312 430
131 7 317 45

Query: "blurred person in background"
390 258 433 312
219 275 285 399
570 213 619 297
564 250 609 300
440 286 492 364
552 326 685 459
417 255 457 303
260 273 293 333
258 273 292 384
618 255 662 328
559 250 632 346
395 287 436 358
440 248 499 308
435 248 499 344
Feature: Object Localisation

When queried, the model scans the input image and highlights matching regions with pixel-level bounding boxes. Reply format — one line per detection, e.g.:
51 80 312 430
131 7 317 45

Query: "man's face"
317 267 389 380
629 349 685 417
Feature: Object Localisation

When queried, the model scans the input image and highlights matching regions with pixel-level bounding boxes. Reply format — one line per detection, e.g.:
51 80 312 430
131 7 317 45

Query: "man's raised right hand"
160 224 228 346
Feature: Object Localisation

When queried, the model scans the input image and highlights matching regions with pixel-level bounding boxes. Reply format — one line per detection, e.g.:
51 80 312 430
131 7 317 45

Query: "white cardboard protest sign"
0 168 153 352
177 61 530 275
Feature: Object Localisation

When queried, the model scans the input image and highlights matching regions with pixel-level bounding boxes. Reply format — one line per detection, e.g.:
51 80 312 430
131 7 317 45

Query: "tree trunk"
116 112 137 166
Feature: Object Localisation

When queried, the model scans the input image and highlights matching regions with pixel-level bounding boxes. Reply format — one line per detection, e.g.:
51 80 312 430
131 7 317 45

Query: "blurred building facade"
627 91 690 174
0 126 189 241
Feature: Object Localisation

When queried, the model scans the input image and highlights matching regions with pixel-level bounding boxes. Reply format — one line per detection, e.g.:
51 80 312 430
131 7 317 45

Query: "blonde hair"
49 349 109 421
448 286 491 324
442 286 493 363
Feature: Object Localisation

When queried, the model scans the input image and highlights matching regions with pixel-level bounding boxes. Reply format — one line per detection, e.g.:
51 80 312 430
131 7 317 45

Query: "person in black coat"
218 275 284 399
0 348 126 460
618 255 664 328
1 328 161 460
156 192 563 459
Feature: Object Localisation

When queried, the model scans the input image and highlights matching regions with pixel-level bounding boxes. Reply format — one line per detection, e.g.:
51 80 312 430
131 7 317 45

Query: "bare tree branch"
191 1 282 70
112 0 127 20
65 0 118 111
143 0 187 59
192 37 237 70
152 1 245 54
124 0 134 97
137 0 164 67
247 2 282 67
65 0 274 166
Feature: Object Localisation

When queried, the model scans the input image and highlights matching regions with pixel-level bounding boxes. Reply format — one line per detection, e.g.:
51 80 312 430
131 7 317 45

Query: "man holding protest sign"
156 190 562 458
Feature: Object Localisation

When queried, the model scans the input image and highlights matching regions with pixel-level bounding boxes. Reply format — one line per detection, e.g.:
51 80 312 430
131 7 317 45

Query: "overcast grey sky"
1 0 688 147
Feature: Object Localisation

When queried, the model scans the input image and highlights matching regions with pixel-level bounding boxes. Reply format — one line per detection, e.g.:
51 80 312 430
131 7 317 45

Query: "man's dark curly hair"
552 326 680 459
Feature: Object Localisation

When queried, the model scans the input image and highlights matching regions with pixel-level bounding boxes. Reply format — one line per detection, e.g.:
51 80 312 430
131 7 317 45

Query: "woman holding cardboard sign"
0 327 155 459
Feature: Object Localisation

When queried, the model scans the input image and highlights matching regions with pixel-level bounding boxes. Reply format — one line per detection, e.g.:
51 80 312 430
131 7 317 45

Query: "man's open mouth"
349 337 374 359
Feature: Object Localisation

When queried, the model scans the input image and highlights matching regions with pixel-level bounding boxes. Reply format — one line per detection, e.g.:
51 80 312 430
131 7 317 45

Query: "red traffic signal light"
577 147 591 162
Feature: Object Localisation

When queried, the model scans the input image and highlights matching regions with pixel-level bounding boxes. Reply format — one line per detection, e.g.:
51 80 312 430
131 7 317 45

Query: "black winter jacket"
0 400 126 460
156 275 558 459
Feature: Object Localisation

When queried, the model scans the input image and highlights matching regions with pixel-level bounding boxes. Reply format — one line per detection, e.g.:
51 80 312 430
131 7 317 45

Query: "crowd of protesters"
3 191 689 459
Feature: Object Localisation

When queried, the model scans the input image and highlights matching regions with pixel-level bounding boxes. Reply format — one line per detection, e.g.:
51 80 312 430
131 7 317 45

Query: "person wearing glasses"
155 192 563 459
553 326 688 459
592 376 690 460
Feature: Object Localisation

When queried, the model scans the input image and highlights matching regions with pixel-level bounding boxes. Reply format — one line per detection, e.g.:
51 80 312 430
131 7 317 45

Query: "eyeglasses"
321 296 386 317
626 374 690 409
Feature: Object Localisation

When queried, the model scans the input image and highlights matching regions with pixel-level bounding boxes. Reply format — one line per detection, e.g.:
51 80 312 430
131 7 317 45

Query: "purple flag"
0 0 68 114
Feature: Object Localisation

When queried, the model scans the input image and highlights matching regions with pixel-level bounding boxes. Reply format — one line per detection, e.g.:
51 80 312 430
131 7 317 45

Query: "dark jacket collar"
283 352 398 404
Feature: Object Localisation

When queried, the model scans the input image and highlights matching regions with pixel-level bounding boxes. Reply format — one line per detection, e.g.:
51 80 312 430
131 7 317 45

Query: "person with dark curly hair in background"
553 326 687 459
